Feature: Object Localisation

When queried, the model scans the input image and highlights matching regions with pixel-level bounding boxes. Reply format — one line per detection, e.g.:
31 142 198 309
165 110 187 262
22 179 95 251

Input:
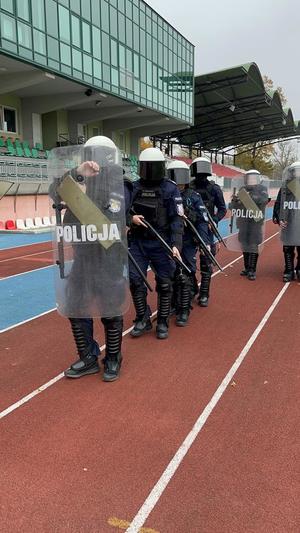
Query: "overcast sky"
146 0 300 118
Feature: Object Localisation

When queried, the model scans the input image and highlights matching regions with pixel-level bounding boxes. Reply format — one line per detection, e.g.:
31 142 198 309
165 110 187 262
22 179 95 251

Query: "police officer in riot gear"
167 160 210 325
126 148 184 339
190 157 226 305
273 161 300 281
230 169 269 280
50 136 128 382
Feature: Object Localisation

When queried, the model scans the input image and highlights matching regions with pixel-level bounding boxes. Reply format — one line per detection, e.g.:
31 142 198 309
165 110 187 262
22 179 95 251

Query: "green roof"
157 63 299 149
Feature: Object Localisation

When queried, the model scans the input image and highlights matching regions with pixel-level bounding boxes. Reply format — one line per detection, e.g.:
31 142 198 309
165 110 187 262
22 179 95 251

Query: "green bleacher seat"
16 146 25 157
31 147 39 158
35 142 43 150
22 143 32 158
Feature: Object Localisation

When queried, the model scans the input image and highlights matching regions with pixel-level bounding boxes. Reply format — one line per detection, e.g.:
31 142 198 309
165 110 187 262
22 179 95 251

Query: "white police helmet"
190 156 212 177
167 160 190 185
84 135 119 165
139 147 166 182
245 169 261 186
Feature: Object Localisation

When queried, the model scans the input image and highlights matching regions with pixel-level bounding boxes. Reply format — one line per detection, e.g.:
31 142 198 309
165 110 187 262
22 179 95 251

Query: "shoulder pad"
165 178 176 186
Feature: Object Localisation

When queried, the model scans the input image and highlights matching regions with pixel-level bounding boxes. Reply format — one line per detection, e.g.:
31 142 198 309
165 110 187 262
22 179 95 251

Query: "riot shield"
48 144 129 318
280 173 300 246
227 176 269 252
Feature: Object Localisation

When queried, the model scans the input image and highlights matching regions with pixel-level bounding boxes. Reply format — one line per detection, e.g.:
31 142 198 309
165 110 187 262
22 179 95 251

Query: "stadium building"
0 0 194 225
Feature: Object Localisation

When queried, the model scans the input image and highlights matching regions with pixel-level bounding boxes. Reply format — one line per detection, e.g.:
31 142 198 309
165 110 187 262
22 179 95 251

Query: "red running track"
1 228 299 533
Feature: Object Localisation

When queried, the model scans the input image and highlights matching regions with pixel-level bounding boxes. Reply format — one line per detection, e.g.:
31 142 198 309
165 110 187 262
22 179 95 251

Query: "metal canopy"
156 63 300 150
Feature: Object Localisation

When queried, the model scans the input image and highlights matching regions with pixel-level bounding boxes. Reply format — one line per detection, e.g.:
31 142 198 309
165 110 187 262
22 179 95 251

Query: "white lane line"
0 232 278 334
0 239 51 252
0 253 244 419
0 232 279 418
0 308 56 334
0 248 52 263
0 264 53 281
125 281 290 533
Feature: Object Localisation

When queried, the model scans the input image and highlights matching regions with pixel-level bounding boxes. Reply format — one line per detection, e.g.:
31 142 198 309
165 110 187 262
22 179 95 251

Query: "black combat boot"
156 279 172 339
240 252 250 276
65 318 100 378
283 247 294 282
176 274 192 327
130 286 152 337
198 271 211 307
102 317 123 382
247 253 258 281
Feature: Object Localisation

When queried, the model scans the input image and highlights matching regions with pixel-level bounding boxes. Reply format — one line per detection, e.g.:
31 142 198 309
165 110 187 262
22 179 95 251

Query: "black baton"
140 218 191 275
205 210 227 248
184 217 223 272
127 250 153 292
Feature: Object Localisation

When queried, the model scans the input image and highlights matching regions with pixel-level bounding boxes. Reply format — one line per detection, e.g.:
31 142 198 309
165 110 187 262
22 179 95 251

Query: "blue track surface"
0 232 52 250
0 209 273 331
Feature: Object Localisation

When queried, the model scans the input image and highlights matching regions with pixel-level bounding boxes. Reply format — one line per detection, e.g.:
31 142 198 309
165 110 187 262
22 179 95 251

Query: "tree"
272 140 297 178
139 137 153 151
235 141 274 175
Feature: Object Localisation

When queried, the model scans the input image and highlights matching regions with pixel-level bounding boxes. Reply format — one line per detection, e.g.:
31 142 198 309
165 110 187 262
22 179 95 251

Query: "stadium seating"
5 220 16 230
42 216 51 226
34 217 45 227
16 219 26 230
25 218 35 229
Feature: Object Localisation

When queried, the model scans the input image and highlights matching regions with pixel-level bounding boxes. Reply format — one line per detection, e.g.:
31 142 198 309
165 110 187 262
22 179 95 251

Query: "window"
31 0 45 31
110 6 117 38
47 36 59 60
92 26 101 59
72 49 82 70
60 43 71 65
0 0 14 14
71 15 81 48
18 22 32 49
58 5 70 43
91 0 100 26
0 106 17 133
82 22 91 53
71 0 80 14
16 0 30 21
81 0 90 20
46 0 58 37
1 13 16 41
34 30 46 55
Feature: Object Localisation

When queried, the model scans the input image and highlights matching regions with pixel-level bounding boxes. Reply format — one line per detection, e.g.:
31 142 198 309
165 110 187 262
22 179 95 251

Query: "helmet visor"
139 161 165 182
190 160 212 177
168 168 190 185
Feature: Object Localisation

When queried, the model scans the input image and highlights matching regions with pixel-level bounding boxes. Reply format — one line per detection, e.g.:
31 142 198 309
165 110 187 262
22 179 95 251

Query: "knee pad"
156 277 173 294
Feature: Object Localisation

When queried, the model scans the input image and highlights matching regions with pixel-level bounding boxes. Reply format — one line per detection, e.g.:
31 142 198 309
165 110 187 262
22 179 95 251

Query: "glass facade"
0 0 194 123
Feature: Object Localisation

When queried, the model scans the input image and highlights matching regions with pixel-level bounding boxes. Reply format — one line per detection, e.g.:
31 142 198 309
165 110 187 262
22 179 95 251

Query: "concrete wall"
0 194 49 221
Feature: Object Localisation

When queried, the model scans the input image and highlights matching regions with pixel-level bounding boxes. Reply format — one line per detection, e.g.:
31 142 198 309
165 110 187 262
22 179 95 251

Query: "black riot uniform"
126 148 184 340
273 162 300 281
190 157 226 306
167 160 210 325
50 136 127 382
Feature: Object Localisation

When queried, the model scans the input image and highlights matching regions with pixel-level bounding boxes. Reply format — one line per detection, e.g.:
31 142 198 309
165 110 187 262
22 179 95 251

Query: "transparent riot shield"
279 174 300 246
48 144 129 318
227 176 269 252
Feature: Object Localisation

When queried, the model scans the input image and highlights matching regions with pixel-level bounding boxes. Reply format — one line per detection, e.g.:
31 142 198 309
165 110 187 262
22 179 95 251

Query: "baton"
52 202 65 279
127 249 153 292
205 209 227 248
229 187 237 233
140 218 191 275
185 217 223 272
